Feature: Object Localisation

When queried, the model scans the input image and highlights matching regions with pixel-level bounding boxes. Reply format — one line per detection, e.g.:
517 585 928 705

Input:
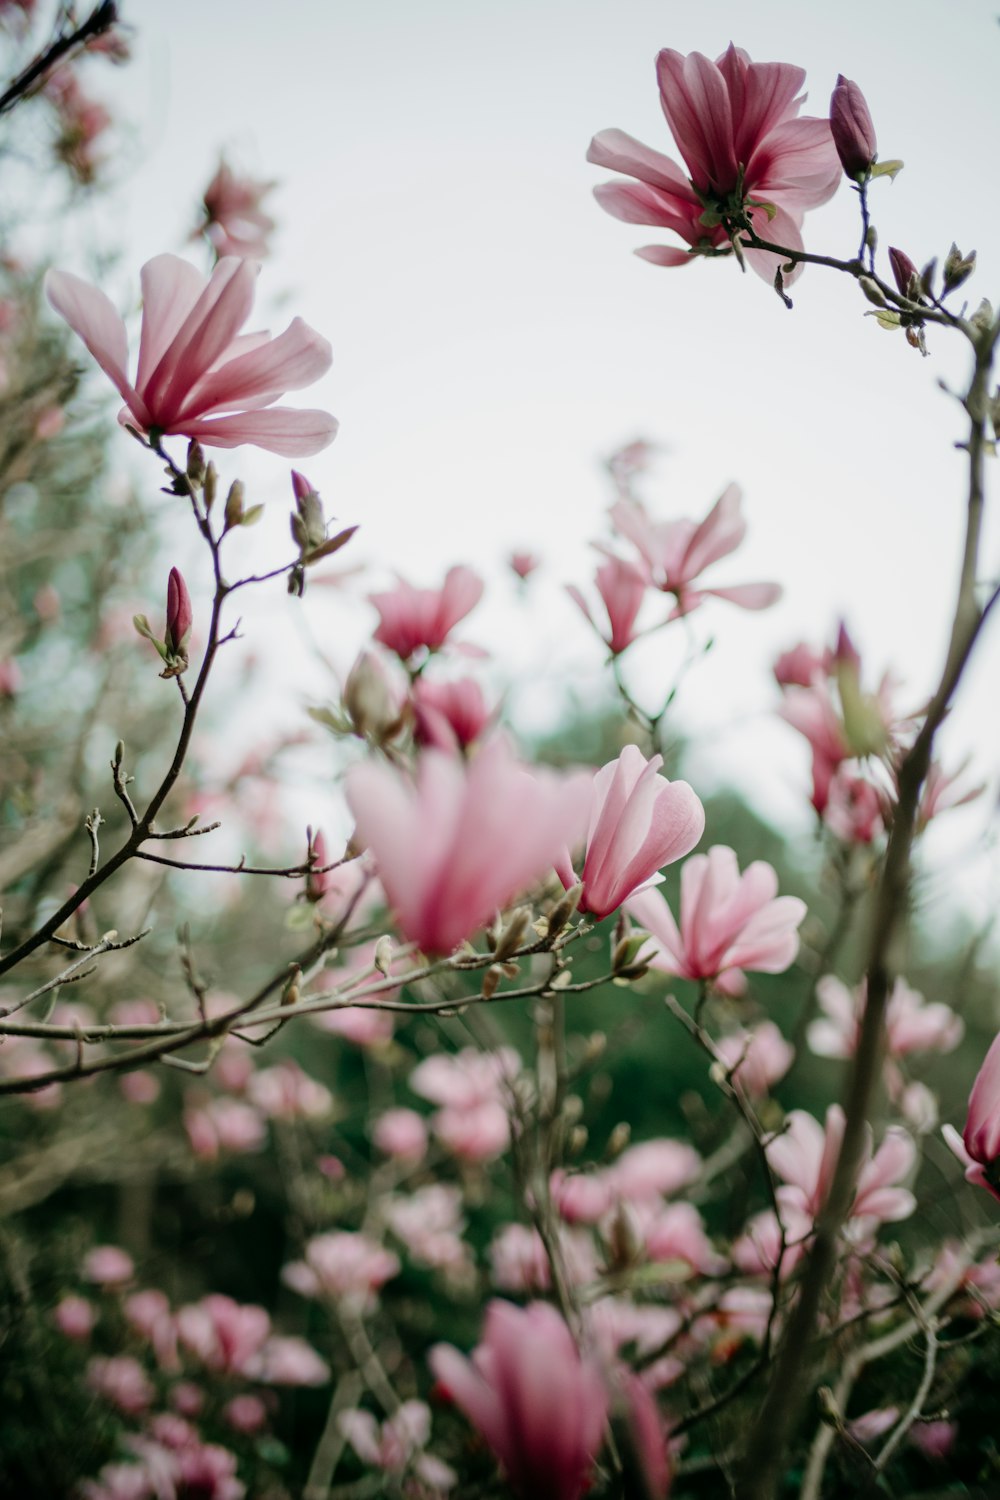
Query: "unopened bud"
830 75 877 180
858 275 888 308
186 440 206 486
605 1120 631 1159
223 480 245 531
888 246 919 299
604 1201 643 1272
613 931 649 975
482 965 503 1000
568 1125 589 1156
943 243 976 293
547 882 583 938
373 935 394 977
583 1031 607 1063
304 827 329 903
343 651 403 741
291 470 316 504
164 566 192 671
281 964 302 1008
203 461 217 510
494 907 532 962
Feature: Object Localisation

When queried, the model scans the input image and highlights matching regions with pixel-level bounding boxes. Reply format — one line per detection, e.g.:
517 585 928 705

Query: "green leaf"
305 525 359 565
865 310 902 330
870 158 904 181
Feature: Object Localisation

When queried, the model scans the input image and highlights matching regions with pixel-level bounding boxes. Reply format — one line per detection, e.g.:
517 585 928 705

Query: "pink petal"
178 316 333 419
176 407 339 456
135 254 208 392
45 269 145 419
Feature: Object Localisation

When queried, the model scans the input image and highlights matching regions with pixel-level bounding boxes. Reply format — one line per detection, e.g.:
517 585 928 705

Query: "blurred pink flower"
773 641 830 688
607 1138 702 1202
369 565 483 662
628 845 805 996
255 1335 330 1386
372 1106 429 1161
246 1060 333 1121
282 1230 400 1307
714 1021 795 1097
384 1185 471 1274
46 254 337 456
86 1355 154 1416
822 769 885 844
567 554 649 656
347 739 590 954
943 1031 1000 1203
411 675 493 751
488 1223 552 1293
589 44 839 281
198 158 277 259
509 550 540 580
176 1294 270 1376
559 745 704 919
223 1394 269 1436
640 1200 726 1275
808 975 963 1061
430 1300 607 1500
54 1294 97 1341
609 487 780 618
184 1096 266 1159
909 1420 958 1461
83 1244 134 1286
916 756 986 831
550 1169 613 1225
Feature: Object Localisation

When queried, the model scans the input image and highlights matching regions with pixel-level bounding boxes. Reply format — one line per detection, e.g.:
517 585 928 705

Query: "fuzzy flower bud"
888 246 919 299
830 75 877 180
165 567 192 659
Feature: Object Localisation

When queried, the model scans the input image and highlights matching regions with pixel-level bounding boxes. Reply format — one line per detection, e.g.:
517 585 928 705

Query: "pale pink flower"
246 1060 333 1121
176 1294 270 1376
54 1294 97 1340
434 1100 512 1161
369 565 483 662
778 677 851 812
612 1373 672 1500
46 254 337 456
848 1407 898 1445
550 1169 614 1225
223 1394 268 1436
732 1206 809 1279
609 488 780 619
411 676 493 751
183 1096 266 1159
338 1400 456 1492
714 1021 795 1097
808 975 963 1061
916 756 986 831
509 551 540 580
909 1420 958 1461
773 641 831 688
347 739 590 954
589 44 840 282
488 1224 553 1293
640 1200 727 1275
559 745 704 919
830 76 877 180
607 1138 702 1202
410 1047 520 1161
823 769 885 844
384 1185 471 1274
86 1355 154 1415
255 1334 330 1386
768 1105 916 1232
430 1300 608 1500
282 1230 401 1307
628 845 805 996
119 1070 160 1105
83 1244 134 1286
316 1000 396 1048
124 1289 178 1371
198 159 277 260
566 554 649 656
943 1031 1000 1203
372 1106 429 1161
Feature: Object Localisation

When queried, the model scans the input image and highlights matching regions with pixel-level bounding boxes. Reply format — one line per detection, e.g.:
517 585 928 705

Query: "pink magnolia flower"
916 756 986 831
86 1355 154 1416
822 768 885 844
943 1031 1000 1202
567 554 649 656
83 1245 135 1286
384 1186 471 1274
713 1021 795 1097
184 1096 266 1159
808 975 963 1062
550 1169 614 1225
54 1294 97 1341
198 159 277 260
255 1335 330 1386
338 1400 456 1493
830 75 877 180
589 44 840 282
372 1106 429 1161
429 1300 608 1500
889 246 920 298
223 1394 268 1436
509 551 540 580
609 487 780 618
488 1224 553 1293
773 641 830 688
369 565 484 662
909 1420 958 1461
410 1046 521 1161
45 254 337 456
347 739 590 954
411 676 493 751
558 745 704 919
246 1060 333 1121
767 1105 916 1233
627 846 805 996
606 1138 702 1202
282 1230 401 1307
176 1294 270 1375
640 1200 727 1275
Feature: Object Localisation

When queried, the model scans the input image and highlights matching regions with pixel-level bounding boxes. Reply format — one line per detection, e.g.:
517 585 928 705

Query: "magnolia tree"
3 10 1000 1500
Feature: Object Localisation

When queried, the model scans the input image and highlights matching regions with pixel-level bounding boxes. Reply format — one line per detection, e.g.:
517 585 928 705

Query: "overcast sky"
51 0 1000 928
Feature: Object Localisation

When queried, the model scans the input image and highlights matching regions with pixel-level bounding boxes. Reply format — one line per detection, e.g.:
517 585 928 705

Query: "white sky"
45 0 1000 928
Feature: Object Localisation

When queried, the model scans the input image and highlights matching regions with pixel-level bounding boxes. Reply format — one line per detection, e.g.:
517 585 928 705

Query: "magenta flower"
566 554 649 655
369 565 484 663
347 739 590 954
627 845 805 996
889 246 920 298
45 254 337 456
830 75 877 180
943 1032 1000 1203
429 1300 608 1500
165 566 192 658
609 486 780 618
589 44 840 282
559 745 704 919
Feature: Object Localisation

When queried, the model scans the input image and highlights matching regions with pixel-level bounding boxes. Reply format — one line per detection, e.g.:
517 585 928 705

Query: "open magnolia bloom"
45 253 337 456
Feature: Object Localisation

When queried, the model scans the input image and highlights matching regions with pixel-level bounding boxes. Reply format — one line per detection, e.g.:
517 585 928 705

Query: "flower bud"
223 480 245 531
291 470 316 503
165 567 192 658
830 75 877 180
304 827 329 903
943 243 976 293
186 440 206 485
203 461 217 510
343 651 404 741
888 247 919 300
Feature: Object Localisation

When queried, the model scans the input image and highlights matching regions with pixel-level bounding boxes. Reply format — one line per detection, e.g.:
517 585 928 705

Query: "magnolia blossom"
808 975 963 1062
609 487 780 618
372 1106 429 1161
767 1105 917 1235
430 1301 607 1500
369 565 483 662
282 1230 401 1307
943 1031 1000 1203
175 1294 269 1376
347 740 590 954
558 745 704 919
198 159 277 259
338 1401 456 1494
411 676 493 751
46 254 337 456
83 1244 134 1285
714 1021 795 1097
830 75 877 179
627 845 805 996
607 1138 702 1202
410 1046 521 1162
589 43 840 281
566 554 649 655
